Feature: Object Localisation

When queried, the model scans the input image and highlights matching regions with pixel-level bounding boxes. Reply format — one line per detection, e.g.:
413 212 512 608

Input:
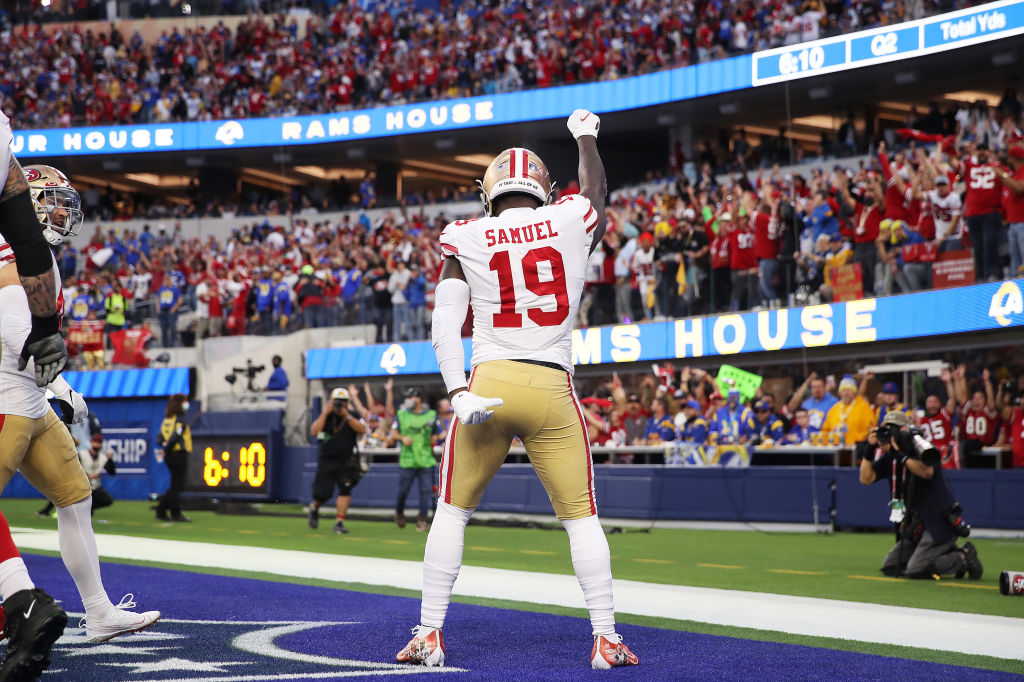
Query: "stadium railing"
357 446 1008 468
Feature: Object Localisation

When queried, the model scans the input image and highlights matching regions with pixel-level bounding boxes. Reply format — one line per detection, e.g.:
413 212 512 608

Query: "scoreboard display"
185 435 273 498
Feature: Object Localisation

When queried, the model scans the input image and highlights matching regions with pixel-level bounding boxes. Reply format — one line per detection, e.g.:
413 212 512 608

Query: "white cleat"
84 594 161 643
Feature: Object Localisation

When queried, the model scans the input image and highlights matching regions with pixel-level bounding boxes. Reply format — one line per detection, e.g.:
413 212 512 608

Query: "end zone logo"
988 281 1023 327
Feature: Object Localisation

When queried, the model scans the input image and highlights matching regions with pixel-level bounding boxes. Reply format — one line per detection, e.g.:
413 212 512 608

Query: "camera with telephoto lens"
943 503 971 537
876 421 901 445
879 423 935 461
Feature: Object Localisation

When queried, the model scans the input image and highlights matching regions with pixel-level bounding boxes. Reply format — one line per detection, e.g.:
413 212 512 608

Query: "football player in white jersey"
0 164 161 644
396 110 638 670
0 112 68 386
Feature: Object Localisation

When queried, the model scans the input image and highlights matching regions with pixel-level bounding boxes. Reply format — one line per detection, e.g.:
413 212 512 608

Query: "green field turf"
5 499 1022 619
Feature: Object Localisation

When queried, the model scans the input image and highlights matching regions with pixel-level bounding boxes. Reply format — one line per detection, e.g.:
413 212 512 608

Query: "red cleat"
395 625 445 667
591 633 639 669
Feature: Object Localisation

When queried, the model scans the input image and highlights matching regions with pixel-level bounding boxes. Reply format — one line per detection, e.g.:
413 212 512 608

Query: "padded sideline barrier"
279 448 1024 529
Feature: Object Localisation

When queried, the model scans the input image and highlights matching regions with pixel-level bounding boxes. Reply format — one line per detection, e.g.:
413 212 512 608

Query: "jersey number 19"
489 247 569 328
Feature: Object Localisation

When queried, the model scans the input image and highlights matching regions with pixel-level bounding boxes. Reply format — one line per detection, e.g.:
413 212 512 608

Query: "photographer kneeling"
858 411 983 580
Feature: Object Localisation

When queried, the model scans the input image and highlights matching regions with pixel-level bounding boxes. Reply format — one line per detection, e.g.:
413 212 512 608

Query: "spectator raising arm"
941 367 957 416
347 384 368 419
786 372 817 415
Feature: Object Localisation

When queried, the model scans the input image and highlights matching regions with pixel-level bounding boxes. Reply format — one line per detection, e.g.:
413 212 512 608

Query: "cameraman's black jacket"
870 434 958 544
319 412 359 467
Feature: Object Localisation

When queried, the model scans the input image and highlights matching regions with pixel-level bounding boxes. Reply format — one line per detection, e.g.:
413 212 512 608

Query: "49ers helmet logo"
24 168 41 182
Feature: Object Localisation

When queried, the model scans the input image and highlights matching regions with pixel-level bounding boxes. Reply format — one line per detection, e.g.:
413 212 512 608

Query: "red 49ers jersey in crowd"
728 227 757 270
1009 407 1024 469
919 408 956 469
959 401 1000 446
961 157 1004 216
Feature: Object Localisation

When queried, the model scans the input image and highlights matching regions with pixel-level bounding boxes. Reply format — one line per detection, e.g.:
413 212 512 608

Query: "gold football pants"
0 410 91 507
439 359 596 520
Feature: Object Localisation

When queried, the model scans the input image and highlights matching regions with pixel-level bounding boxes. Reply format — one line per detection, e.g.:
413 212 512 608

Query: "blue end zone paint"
14 555 1017 681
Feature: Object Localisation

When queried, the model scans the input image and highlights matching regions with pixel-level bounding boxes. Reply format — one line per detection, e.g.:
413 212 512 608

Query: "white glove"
567 109 600 140
53 385 88 424
451 391 504 426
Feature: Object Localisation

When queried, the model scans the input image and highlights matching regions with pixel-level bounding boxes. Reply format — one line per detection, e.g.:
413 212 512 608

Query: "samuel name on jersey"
438 192 599 373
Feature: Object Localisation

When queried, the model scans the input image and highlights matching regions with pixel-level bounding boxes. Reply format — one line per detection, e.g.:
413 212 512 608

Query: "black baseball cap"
405 387 424 399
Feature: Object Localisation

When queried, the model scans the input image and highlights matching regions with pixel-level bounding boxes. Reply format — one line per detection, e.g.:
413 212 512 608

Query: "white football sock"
57 497 114 619
0 557 35 600
563 515 615 636
420 502 473 628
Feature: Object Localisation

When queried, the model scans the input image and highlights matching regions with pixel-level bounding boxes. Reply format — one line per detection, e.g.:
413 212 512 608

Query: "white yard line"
11 528 1024 661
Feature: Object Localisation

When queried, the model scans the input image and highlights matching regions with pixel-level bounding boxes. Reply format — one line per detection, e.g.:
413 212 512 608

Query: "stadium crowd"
1 0 987 130
60 123 1024 362
564 361 1024 470
342 356 1024 468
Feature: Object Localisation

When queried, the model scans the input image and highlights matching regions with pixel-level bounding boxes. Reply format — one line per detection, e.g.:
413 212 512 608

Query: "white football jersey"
630 247 656 281
927 189 963 239
0 236 63 419
0 111 12 192
439 193 599 374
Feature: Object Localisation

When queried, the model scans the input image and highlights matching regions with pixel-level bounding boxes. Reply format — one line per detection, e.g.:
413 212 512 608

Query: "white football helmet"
477 147 555 216
24 164 84 246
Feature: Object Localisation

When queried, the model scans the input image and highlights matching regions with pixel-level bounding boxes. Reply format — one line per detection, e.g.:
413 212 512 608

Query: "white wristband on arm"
431 278 471 395
48 374 72 400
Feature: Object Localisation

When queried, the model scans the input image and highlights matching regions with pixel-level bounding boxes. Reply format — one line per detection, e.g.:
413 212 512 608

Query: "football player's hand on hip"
451 391 503 425
567 109 600 140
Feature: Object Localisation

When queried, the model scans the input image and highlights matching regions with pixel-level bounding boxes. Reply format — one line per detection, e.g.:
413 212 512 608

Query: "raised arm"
787 372 816 414
941 367 957 415
567 110 607 253
383 376 395 418
858 371 873 398
347 383 368 419
953 364 968 405
983 368 996 410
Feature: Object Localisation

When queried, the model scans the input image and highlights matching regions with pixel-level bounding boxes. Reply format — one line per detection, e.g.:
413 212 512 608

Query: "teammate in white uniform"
0 165 161 645
0 112 68 386
396 111 638 670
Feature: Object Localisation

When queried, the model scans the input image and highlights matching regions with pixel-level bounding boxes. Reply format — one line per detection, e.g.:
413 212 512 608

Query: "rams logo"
380 343 407 375
215 121 245 146
988 281 1023 327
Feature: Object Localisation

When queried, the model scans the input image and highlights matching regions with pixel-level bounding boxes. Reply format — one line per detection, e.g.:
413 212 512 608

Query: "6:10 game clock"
185 435 272 497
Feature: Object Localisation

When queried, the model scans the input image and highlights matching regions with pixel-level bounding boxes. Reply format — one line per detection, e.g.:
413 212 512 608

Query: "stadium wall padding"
280 448 1024 529
7 439 1020 530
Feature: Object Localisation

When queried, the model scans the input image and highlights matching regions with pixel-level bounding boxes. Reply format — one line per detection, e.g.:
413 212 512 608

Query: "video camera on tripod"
225 359 266 393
